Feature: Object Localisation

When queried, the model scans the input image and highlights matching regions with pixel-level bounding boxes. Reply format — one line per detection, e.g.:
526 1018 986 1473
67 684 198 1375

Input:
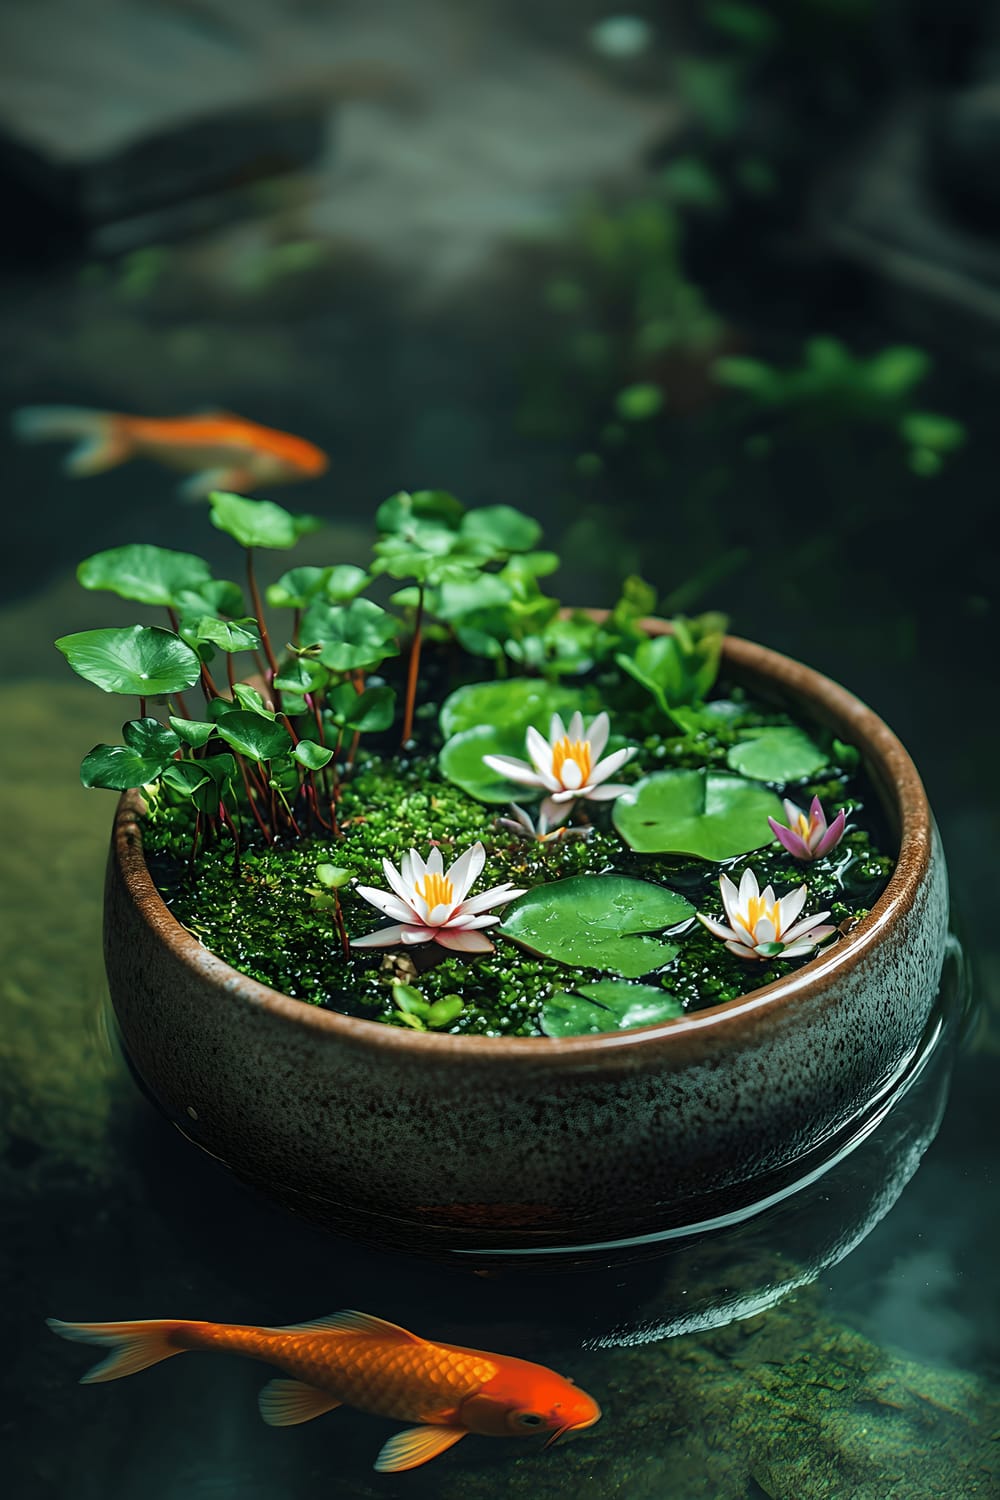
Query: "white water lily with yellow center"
697 868 837 961
483 711 636 824
351 842 526 954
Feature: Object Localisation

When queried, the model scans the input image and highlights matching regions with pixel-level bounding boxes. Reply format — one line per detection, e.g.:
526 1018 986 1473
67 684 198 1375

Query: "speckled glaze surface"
103 626 950 1258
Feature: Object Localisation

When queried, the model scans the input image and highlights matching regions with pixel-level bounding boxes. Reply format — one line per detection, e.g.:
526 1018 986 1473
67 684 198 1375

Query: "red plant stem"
401 583 424 746
237 754 272 843
219 801 241 875
333 891 350 960
246 548 281 686
200 662 222 701
328 729 343 834
167 605 219 702
227 652 237 694
139 697 147 718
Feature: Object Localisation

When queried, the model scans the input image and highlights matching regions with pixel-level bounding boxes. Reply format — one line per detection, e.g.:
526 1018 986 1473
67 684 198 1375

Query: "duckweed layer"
145 688 894 1037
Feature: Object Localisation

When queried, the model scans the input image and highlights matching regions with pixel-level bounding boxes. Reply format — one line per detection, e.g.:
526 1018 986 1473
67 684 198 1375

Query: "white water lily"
351 842 526 954
697 867 837 961
495 803 594 844
483 711 636 824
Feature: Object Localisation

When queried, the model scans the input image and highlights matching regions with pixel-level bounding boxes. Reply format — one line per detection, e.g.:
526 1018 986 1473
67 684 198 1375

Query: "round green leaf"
274 656 329 696
293 739 334 770
160 754 237 813
175 578 245 620
266 566 332 609
169 716 216 748
231 684 275 718
327 684 396 734
459 505 542 554
613 769 782 859
326 565 371 601
55 625 202 696
80 717 181 790
725 727 828 783
432 574 514 622
77 545 213 607
208 491 321 550
900 411 965 454
304 598 401 673
376 489 464 535
214 711 293 761
191 616 262 653
615 383 664 421
501 875 692 977
541 980 683 1037
426 996 465 1028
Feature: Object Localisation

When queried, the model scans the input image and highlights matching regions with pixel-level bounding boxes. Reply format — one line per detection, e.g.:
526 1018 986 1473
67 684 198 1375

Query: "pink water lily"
483 711 636 824
697 867 837 961
768 796 846 861
351 842 526 954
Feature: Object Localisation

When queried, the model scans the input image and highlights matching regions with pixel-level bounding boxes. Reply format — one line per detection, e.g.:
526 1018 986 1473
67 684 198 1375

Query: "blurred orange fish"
47 1308 601 1473
13 405 329 500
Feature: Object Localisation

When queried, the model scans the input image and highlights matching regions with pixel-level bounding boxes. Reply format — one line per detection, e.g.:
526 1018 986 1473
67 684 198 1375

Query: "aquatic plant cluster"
57 489 893 1036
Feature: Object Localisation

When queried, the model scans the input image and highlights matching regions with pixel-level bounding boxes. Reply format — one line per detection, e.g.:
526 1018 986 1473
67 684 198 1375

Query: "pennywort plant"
57 482 889 1037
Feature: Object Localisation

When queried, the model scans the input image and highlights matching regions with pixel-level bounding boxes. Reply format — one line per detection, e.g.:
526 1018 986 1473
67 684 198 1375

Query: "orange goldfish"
12 405 328 500
47 1308 601 1473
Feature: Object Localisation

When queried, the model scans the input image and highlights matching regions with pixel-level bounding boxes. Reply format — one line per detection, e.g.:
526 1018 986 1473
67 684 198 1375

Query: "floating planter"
58 487 950 1257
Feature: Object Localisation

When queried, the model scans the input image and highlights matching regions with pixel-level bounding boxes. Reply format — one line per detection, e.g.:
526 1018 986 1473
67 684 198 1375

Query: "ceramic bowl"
103 626 950 1260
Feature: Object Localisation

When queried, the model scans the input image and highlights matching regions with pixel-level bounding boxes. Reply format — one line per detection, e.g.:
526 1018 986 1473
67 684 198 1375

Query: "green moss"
144 691 894 1037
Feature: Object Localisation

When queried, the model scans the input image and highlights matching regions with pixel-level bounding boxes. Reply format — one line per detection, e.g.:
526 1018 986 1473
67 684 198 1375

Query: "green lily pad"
501 875 693 978
439 677 598 739
613 769 782 859
438 724 529 804
725 727 828 782
541 980 683 1037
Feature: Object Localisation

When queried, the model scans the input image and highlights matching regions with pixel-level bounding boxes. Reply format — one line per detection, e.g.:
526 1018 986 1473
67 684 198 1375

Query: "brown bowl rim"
112 622 933 1066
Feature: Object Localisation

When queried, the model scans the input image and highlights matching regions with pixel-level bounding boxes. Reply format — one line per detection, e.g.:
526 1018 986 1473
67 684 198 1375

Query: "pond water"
2 6 999 1495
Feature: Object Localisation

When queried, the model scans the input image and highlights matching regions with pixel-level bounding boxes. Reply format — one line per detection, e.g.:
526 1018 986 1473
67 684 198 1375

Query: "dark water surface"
2 7 1000 1494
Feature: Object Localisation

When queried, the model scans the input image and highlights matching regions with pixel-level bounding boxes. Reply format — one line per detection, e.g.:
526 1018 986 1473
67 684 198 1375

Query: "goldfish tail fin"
46 1317 188 1384
374 1426 467 1473
12 407 130 476
11 405 108 443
